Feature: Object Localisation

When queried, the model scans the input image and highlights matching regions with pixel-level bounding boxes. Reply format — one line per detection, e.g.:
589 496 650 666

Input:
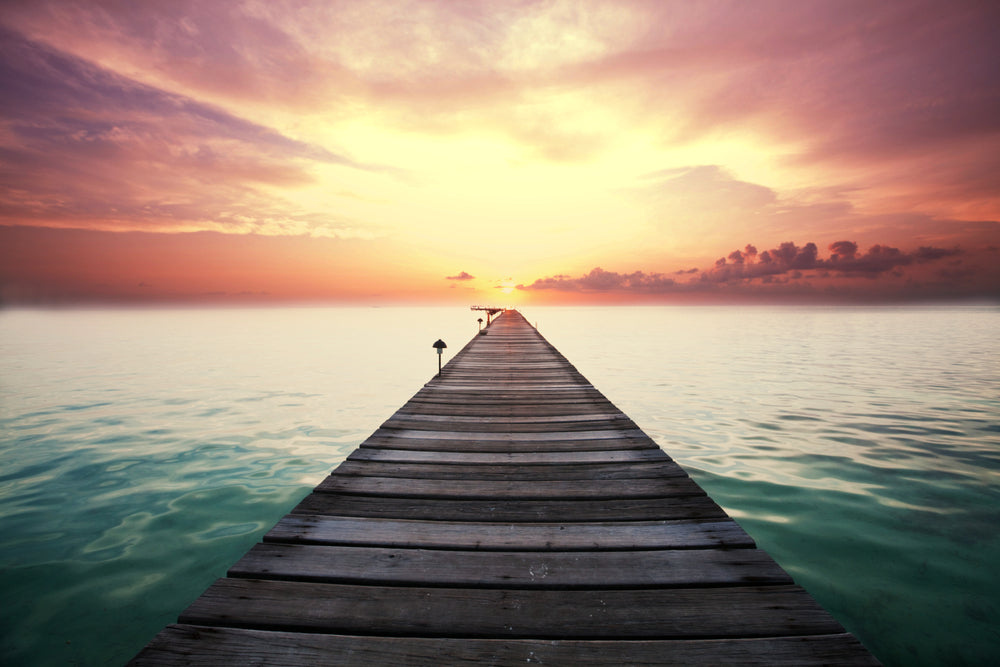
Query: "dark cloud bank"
519 240 997 302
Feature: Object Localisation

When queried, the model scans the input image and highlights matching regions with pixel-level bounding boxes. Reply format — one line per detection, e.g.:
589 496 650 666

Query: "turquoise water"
532 306 1000 666
1 305 998 665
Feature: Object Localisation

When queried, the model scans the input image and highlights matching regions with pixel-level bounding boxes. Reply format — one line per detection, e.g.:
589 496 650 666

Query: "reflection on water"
1 305 998 666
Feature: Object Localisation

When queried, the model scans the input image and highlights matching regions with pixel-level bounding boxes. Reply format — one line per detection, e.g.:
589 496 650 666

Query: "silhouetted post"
432 339 447 375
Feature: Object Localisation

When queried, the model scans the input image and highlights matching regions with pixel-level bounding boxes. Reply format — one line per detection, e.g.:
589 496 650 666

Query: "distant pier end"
470 304 505 325
129 310 878 666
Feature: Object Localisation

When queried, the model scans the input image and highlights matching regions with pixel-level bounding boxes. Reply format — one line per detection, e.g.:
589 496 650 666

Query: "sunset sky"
1 0 998 305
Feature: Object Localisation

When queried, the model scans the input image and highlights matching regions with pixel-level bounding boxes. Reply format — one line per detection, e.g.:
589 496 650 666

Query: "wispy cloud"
0 25 385 236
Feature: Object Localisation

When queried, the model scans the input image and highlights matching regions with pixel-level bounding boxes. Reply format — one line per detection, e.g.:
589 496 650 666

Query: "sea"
1 305 998 666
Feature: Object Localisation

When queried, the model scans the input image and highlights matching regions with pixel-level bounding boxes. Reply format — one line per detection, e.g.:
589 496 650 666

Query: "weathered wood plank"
263 516 757 550
179 579 846 638
346 448 671 464
414 386 602 393
409 387 606 397
130 625 880 666
402 393 614 403
313 475 705 499
228 543 792 587
385 411 631 423
290 494 728 522
331 460 686 480
358 435 658 453
390 405 625 417
368 428 650 442
380 417 639 432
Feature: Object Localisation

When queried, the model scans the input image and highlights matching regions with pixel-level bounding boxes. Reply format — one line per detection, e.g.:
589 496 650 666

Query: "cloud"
0 25 387 236
446 271 475 281
519 267 676 293
701 241 956 283
638 166 777 210
1 0 997 304
4 1 998 215
519 240 990 302
608 2 1000 164
6 3 998 158
829 241 858 261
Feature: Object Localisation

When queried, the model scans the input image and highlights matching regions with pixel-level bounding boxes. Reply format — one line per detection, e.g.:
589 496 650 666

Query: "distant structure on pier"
470 305 505 325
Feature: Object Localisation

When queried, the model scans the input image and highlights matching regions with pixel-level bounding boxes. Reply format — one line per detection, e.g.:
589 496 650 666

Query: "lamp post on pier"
432 339 447 375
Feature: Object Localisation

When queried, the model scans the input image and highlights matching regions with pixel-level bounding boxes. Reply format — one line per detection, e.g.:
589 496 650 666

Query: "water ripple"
531 305 1000 666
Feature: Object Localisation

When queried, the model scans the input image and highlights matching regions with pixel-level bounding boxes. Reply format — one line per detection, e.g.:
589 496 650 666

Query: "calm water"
1 305 998 665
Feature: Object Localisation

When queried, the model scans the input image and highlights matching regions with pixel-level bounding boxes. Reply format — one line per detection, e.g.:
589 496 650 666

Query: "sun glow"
1 2 996 306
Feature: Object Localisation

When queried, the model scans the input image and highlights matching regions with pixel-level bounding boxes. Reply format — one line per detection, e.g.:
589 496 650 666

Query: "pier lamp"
432 339 447 375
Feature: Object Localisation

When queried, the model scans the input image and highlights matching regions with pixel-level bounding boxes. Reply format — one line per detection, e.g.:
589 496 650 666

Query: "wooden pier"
130 310 877 665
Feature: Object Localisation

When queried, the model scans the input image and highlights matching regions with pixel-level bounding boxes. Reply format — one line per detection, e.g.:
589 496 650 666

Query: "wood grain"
130 625 880 666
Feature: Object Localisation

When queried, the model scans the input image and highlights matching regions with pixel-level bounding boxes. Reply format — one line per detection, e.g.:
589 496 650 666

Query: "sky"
1 0 998 305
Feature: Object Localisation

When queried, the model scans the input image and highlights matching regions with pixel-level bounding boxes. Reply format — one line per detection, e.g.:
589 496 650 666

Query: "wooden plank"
414 386 602 393
385 412 631 423
228 543 793 588
263 516 758 550
346 448 671 464
130 625 880 666
368 428 650 442
390 404 625 417
358 436 658 453
379 418 639 432
410 386 598 394
331 460 687 480
179 579 846 639
290 494 728 522
402 393 614 403
313 475 706 499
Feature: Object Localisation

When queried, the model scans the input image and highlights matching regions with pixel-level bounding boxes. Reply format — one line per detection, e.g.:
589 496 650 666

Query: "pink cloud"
2 0 997 279
0 26 392 236
5 1 998 182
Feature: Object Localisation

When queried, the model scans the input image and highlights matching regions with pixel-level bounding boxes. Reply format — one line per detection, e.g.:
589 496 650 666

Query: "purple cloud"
701 241 959 283
0 25 393 236
519 240 985 302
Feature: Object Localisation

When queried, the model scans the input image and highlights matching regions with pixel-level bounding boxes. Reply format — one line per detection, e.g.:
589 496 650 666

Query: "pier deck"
130 310 877 665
